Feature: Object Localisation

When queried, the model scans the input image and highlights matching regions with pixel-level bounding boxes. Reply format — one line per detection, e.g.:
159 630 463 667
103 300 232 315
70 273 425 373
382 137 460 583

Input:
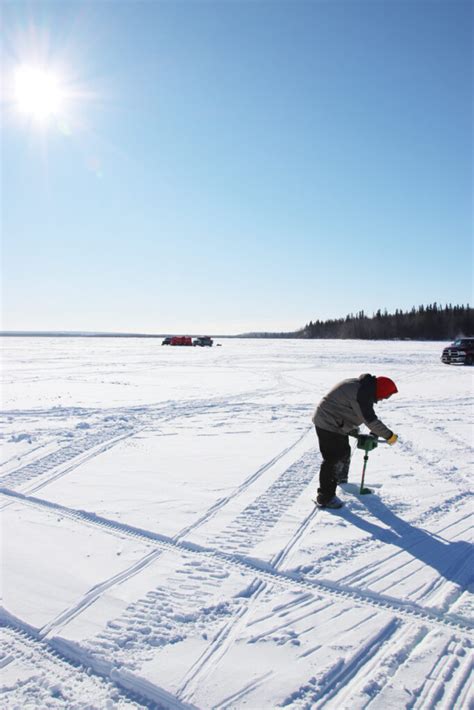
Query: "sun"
14 64 66 121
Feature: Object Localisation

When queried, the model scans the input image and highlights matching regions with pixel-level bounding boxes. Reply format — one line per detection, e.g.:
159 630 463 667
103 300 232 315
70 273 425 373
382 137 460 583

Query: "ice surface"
1 337 472 709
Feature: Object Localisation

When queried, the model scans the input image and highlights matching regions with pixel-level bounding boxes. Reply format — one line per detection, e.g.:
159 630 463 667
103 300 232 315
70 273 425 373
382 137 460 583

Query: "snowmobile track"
173 426 313 542
208 447 317 556
14 432 315 642
176 505 319 702
38 547 167 640
0 619 191 709
1 487 471 638
0 426 138 495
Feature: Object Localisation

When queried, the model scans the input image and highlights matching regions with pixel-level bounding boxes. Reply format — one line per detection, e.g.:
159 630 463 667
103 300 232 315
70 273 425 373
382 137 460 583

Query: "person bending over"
312 374 398 509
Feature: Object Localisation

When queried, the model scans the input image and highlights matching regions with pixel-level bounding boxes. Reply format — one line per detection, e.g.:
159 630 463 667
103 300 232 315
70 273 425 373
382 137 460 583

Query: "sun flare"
14 65 66 121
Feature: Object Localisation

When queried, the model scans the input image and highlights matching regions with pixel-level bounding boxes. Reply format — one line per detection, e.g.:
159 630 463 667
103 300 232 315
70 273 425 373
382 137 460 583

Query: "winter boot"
316 494 344 509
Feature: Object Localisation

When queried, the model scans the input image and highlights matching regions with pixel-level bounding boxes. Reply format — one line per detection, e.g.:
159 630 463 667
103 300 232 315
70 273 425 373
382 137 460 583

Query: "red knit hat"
376 376 398 401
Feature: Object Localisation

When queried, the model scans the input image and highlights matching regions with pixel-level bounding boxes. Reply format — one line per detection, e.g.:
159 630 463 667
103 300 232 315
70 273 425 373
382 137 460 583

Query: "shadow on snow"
339 484 474 592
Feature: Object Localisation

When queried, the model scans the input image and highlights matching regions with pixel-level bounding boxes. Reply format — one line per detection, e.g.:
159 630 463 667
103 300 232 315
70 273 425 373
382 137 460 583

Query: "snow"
1 336 473 709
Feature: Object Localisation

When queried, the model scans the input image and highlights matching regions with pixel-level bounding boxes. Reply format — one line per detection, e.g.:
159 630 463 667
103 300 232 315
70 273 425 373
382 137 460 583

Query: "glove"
387 433 398 445
348 428 360 438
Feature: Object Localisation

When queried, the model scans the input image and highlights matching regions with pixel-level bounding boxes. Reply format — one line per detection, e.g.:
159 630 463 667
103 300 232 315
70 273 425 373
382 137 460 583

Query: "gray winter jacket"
312 374 393 440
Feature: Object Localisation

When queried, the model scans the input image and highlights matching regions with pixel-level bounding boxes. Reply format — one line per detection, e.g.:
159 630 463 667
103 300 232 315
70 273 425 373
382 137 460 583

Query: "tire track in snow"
0 399 210 494
104 491 320 702
0 617 184 709
3 430 314 644
0 390 295 495
281 623 468 710
218 671 275 709
80 557 241 673
279 617 402 708
357 536 472 607
173 426 313 542
408 636 473 710
301 491 469 583
336 509 472 588
326 498 473 616
108 505 319 703
437 645 474 710
0 426 138 496
176 437 470 707
2 362 470 710
324 623 430 709
176 504 320 703
367 629 473 710
245 596 334 647
1 486 472 637
1 394 293 499
207 447 318 556
334 514 473 603
0 439 56 472
38 547 166 640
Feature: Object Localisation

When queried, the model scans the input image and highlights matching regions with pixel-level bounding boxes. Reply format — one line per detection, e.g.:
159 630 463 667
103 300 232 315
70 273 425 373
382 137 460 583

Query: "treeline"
299 304 473 340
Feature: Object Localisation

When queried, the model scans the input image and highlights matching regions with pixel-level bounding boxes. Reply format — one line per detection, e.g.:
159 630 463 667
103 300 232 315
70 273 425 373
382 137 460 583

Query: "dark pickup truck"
441 338 474 365
193 336 213 347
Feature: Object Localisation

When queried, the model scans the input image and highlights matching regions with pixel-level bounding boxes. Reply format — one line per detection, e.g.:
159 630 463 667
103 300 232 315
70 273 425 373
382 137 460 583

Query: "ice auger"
356 434 383 494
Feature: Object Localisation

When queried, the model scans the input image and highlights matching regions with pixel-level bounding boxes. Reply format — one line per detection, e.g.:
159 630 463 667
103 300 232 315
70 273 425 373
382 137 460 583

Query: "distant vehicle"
441 338 474 365
193 336 213 347
171 336 193 346
161 337 172 345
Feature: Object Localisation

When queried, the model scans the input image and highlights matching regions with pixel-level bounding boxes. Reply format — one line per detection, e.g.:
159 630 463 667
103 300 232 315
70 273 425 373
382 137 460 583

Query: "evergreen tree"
295 304 473 340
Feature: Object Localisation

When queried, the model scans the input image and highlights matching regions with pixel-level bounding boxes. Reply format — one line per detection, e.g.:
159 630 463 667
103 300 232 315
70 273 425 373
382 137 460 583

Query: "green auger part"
357 434 379 452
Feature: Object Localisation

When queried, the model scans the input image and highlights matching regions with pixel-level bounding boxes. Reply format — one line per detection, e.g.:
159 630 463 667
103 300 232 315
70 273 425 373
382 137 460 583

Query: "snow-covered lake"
1 337 472 709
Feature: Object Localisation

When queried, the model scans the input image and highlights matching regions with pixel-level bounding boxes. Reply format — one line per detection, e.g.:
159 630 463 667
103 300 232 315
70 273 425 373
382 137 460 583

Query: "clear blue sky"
2 0 472 334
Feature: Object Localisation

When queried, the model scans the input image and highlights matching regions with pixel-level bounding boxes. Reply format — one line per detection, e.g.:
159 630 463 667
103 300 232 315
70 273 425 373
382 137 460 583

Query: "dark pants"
316 426 351 501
